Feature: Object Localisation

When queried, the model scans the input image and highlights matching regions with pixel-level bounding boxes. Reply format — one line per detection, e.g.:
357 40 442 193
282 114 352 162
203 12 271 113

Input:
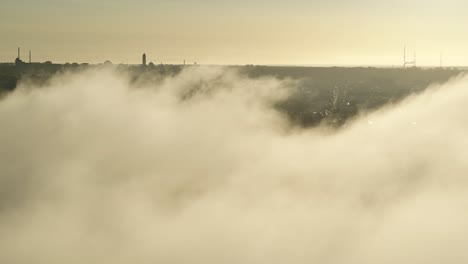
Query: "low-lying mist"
1 66 468 264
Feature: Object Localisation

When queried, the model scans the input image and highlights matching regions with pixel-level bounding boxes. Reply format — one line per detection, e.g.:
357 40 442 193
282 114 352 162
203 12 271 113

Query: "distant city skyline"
2 0 468 66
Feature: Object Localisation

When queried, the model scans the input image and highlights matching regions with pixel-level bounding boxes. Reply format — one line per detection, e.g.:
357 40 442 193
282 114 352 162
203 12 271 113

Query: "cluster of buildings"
141 53 196 66
14 47 53 67
14 47 196 67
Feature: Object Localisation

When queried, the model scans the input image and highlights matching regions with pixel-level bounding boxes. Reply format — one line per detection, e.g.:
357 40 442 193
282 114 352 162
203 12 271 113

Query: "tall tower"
403 45 416 68
29 50 31 63
142 53 147 66
403 45 406 68
18 47 20 59
440 52 443 68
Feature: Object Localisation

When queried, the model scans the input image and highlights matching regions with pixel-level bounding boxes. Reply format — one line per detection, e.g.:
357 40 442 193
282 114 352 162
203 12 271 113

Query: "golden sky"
1 0 468 65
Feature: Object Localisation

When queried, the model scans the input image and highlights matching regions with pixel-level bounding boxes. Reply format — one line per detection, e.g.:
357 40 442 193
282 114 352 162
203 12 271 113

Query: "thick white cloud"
0 66 467 264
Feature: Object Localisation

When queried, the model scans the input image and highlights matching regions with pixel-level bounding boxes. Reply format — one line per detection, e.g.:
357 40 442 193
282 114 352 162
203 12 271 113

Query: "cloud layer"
0 66 467 264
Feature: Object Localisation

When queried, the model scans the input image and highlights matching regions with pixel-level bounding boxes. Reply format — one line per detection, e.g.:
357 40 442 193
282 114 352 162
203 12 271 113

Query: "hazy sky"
1 0 468 65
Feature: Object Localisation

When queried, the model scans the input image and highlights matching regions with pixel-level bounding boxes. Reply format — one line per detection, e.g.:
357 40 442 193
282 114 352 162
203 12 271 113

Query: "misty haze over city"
2 0 468 264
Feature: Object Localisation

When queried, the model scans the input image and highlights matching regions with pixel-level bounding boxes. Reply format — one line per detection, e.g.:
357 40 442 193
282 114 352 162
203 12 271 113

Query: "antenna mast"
403 45 416 68
403 45 406 68
440 52 443 68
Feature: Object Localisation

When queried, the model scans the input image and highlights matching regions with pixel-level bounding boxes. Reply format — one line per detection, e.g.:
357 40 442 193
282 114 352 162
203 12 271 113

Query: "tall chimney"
18 47 20 59
29 50 31 63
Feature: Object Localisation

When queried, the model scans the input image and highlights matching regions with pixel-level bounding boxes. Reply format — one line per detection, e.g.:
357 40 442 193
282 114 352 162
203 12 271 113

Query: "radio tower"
440 52 443 68
403 45 406 68
403 45 416 68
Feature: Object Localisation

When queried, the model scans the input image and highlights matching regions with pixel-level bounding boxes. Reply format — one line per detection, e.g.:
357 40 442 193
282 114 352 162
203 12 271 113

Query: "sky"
1 0 468 65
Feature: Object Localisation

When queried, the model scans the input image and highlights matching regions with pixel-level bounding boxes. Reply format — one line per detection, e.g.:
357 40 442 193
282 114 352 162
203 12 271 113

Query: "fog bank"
0 67 467 264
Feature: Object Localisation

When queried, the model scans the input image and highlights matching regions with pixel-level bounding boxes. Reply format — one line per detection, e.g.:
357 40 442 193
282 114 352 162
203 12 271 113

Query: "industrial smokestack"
29 50 31 63
18 47 20 59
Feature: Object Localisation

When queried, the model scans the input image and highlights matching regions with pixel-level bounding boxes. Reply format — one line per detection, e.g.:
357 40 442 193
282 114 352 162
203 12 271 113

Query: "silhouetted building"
15 58 24 66
142 53 147 66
